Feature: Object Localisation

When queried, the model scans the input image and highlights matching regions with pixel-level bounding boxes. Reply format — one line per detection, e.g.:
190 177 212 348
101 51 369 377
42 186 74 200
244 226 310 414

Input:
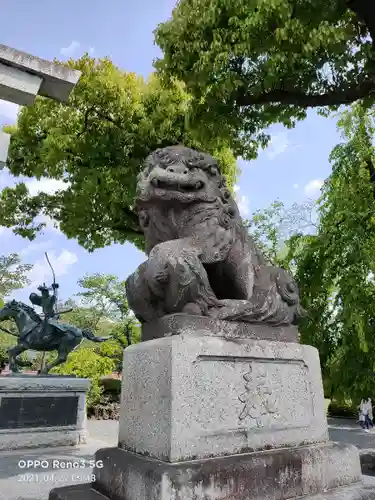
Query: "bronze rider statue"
29 282 60 343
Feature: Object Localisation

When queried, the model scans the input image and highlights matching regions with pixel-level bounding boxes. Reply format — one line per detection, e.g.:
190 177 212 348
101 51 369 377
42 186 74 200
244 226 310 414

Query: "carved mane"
11 301 41 323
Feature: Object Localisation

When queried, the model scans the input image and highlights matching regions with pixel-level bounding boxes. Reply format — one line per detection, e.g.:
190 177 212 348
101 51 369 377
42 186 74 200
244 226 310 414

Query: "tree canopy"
155 0 375 151
246 199 317 268
249 104 375 402
294 103 375 401
0 253 32 367
0 56 238 251
0 253 32 305
52 347 115 407
63 273 139 372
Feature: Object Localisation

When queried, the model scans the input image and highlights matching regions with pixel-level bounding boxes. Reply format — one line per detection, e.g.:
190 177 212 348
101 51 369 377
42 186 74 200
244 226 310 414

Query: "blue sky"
0 0 342 304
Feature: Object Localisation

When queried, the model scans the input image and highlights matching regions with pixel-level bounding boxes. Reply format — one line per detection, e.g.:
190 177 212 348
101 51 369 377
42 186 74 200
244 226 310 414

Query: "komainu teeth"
150 178 204 191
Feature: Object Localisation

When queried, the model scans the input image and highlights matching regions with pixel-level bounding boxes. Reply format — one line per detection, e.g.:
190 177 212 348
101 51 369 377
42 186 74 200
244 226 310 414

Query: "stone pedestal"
0 376 89 450
49 316 375 499
118 333 328 461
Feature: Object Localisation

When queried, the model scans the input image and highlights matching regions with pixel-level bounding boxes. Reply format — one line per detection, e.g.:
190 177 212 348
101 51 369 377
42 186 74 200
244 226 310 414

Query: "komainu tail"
82 329 111 342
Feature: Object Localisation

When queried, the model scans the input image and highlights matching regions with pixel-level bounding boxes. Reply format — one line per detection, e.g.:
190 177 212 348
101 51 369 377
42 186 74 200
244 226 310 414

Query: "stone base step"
49 478 375 500
304 476 375 499
49 484 107 500
49 441 372 500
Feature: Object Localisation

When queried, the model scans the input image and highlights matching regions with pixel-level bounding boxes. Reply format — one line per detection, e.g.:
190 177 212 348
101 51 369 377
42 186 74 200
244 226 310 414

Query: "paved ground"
85 419 118 447
328 417 375 450
0 418 374 500
0 420 119 500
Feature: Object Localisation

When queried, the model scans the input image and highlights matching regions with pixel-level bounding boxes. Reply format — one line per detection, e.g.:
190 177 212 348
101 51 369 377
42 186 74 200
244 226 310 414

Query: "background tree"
0 55 238 252
244 103 375 404
59 299 104 332
72 273 139 373
247 198 339 395
294 104 375 402
247 199 317 269
0 253 33 368
0 253 32 303
155 0 375 156
51 347 115 408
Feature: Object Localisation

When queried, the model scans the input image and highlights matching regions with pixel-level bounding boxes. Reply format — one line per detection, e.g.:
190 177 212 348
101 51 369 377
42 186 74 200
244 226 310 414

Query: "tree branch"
236 79 375 109
76 107 95 138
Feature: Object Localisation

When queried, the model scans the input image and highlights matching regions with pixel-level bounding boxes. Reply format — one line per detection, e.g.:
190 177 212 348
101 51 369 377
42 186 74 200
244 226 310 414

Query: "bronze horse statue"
0 300 110 374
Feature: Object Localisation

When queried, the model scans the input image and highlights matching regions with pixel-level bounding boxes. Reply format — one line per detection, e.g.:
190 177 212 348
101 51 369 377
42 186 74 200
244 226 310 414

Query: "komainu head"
135 145 241 253
136 145 236 208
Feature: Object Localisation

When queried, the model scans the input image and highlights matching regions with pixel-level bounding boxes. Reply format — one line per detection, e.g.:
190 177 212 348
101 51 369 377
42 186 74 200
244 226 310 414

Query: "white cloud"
26 178 69 196
237 195 249 216
233 184 249 216
60 41 81 57
26 249 78 289
266 132 289 160
89 47 95 55
293 183 299 189
20 240 54 257
266 131 301 160
304 179 324 198
0 99 20 122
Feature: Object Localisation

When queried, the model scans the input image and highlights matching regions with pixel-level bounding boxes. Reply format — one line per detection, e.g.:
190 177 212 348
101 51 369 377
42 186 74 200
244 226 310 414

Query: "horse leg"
8 343 27 373
40 337 76 374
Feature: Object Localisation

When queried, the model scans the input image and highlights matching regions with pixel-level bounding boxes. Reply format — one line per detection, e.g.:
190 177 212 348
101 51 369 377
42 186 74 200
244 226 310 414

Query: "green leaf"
1 56 238 252
0 253 32 299
155 0 375 145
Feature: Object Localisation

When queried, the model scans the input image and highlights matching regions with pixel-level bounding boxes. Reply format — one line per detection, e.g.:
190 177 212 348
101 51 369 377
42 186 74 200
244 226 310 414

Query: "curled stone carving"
126 145 305 328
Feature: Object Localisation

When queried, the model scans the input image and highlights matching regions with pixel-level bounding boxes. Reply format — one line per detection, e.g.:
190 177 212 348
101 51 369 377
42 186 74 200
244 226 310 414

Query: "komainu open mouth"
151 178 205 192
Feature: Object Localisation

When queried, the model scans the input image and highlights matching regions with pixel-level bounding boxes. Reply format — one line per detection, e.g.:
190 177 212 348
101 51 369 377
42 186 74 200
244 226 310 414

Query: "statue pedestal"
49 316 375 499
0 376 89 450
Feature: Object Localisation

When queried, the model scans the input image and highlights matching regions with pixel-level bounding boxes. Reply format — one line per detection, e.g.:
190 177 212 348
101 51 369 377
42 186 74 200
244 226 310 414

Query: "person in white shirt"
366 398 373 429
359 399 369 431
